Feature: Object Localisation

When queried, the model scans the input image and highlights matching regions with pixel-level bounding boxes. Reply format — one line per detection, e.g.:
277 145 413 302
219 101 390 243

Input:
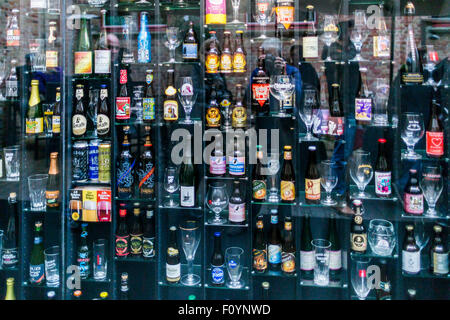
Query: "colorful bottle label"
163 100 178 121
183 43 198 60
115 235 129 256
275 5 294 30
402 250 420 273
130 234 143 254
233 53 246 72
210 156 226 175
138 164 155 196
252 83 270 107
433 252 449 274
253 248 267 271
166 263 181 281
403 193 423 215
52 115 61 133
74 51 92 74
77 252 90 277
280 181 295 201
116 97 131 120
426 131 444 156
355 98 372 121
281 252 296 273
327 117 344 135
97 114 110 135
220 53 232 72
46 50 59 68
142 236 155 258
373 36 390 57
72 114 87 136
206 53 220 73
29 264 45 284
138 37 151 63
252 180 267 200
228 156 245 175
211 264 225 284
300 250 314 271
206 106 221 127
143 98 155 120
305 178 321 200
351 233 367 252
375 171 391 196
268 244 282 264
205 0 226 24
229 202 245 223
6 29 20 46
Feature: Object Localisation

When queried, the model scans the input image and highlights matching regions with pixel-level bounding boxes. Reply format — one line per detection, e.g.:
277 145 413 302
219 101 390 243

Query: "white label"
300 250 315 271
228 203 245 223
180 186 195 207
268 244 282 264
329 250 342 270
72 115 87 136
94 50 111 74
402 250 420 274
30 0 46 8
97 114 110 135
302 36 318 58
433 252 449 274
166 263 180 280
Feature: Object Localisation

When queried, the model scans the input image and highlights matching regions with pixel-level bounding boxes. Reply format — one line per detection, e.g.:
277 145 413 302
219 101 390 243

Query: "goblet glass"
267 152 280 203
351 256 371 300
230 0 242 24
350 10 368 61
401 113 424 160
320 160 338 206
177 77 197 124
180 220 201 286
299 89 319 141
269 75 294 117
253 0 273 40
320 15 339 61
420 165 443 216
164 166 179 207
206 182 228 224
422 45 439 87
226 247 244 288
350 150 373 199
164 27 180 63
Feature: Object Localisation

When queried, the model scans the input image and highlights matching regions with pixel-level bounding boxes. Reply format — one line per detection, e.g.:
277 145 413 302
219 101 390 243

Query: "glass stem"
407 144 415 156
326 191 332 202
233 8 239 21
187 259 194 279
170 48 175 62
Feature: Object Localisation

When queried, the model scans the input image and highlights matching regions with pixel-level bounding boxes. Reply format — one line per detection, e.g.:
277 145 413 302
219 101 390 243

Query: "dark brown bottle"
376 259 392 300
252 145 266 201
328 83 344 136
426 99 444 158
52 87 61 135
281 217 296 274
403 169 423 215
163 69 178 121
97 84 110 136
350 200 367 254
233 30 246 73
402 225 420 274
429 224 448 275
228 181 246 224
115 203 129 258
130 204 143 256
280 146 295 203
46 152 60 208
374 138 392 198
251 47 270 115
231 84 247 128
72 84 87 137
253 215 267 273
137 126 155 199
206 85 221 128
205 31 220 74
220 31 232 73
116 65 131 120
182 21 198 61
305 146 320 204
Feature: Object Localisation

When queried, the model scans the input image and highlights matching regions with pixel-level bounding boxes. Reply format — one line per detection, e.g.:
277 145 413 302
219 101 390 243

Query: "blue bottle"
137 12 151 63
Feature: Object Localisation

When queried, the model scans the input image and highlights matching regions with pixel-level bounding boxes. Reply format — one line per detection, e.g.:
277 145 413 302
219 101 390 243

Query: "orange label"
206 53 220 73
74 51 92 74
233 53 246 72
220 54 232 72
305 178 321 200
280 181 295 201
276 6 294 30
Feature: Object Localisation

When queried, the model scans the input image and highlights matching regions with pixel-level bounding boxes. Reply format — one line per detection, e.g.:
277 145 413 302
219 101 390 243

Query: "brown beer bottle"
251 47 270 115
304 146 320 204
205 31 220 74
233 30 246 73
46 152 60 208
280 145 295 203
220 31 233 73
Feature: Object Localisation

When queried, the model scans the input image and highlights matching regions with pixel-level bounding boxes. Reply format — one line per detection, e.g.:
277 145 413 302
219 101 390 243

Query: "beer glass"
422 45 438 86
253 0 273 40
93 239 107 280
269 75 295 117
413 219 430 270
312 239 331 286
206 182 228 224
225 247 244 289
3 145 20 181
164 27 180 63
401 113 424 160
320 160 338 206
373 78 389 126
122 16 135 64
299 89 318 141
180 220 201 286
420 165 443 216
177 77 197 124
0 57 6 101
350 150 373 199
266 152 280 203
350 10 368 61
30 39 46 72
320 15 339 61
368 219 396 256
44 246 60 287
351 256 371 300
230 0 242 24
164 166 179 207
28 174 49 211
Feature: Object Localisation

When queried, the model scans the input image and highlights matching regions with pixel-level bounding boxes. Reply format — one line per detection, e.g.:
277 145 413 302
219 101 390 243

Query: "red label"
252 83 270 107
97 190 111 222
359 269 366 278
428 51 439 62
404 193 423 215
116 97 131 120
120 69 128 84
426 131 444 156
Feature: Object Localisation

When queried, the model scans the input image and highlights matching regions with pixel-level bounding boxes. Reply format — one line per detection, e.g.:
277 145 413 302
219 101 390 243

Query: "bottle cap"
308 146 316 151
284 145 292 151
100 291 108 299
406 224 414 231
9 192 16 198
262 281 270 289
73 290 82 297
188 295 196 300
409 169 417 174
433 225 442 233
214 231 221 237
408 288 416 296
378 138 387 144
170 226 176 231
306 5 314 9
47 291 56 299
31 79 39 85
6 278 14 285
121 272 128 281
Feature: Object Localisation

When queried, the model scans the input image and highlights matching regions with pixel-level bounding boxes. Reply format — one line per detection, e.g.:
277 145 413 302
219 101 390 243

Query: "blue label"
34 236 42 245
88 145 99 180
228 157 245 175
29 264 45 284
138 35 151 63
268 244 282 264
183 43 198 59
228 259 238 269
211 265 224 284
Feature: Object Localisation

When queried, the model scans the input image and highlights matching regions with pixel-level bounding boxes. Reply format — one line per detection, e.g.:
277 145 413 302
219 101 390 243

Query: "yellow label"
205 14 226 25
305 178 321 200
164 100 178 121
82 189 98 222
275 6 294 30
52 116 61 133
74 51 92 74
280 180 295 201
46 50 58 68
206 106 221 127
232 106 247 127
233 53 246 72
206 53 220 73
26 118 36 134
35 117 44 134
220 54 232 72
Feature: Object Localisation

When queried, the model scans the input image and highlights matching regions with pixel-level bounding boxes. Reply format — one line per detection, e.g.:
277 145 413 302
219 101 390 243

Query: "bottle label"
72 114 87 136
433 252 449 274
206 53 220 73
229 202 245 223
355 98 372 121
281 252 296 273
180 186 195 207
97 114 110 135
163 100 178 121
329 250 342 270
74 51 92 74
275 5 294 29
252 83 270 107
120 69 128 84
375 171 391 196
6 80 18 97
403 193 423 215
351 233 367 252
402 250 420 273
228 156 245 175
142 237 155 258
302 36 318 58
130 234 143 254
138 165 155 196
300 250 315 271
2 248 18 267
426 131 444 156
205 0 226 24
373 36 390 57
232 106 247 127
29 264 45 284
305 178 321 200
143 98 155 120
183 43 198 60
206 106 221 127
280 181 295 201
94 50 111 74
116 97 131 120
115 235 129 256
233 53 246 72
117 160 136 192
253 248 267 271
327 117 344 135
6 29 20 46
252 180 267 200
166 263 181 281
211 265 225 284
268 244 282 264
46 190 60 205
35 117 44 133
46 50 58 68
210 156 226 175
77 252 90 277
26 118 36 134
52 115 61 133
220 53 232 72
138 38 151 63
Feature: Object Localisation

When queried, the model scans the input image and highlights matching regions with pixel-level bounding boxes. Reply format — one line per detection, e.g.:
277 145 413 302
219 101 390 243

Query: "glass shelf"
80 277 111 283
400 213 450 220
71 133 104 141
299 278 348 289
115 2 156 12
115 197 156 202
159 61 201 67
22 281 61 289
160 2 200 11
255 113 296 120
400 149 449 163
114 256 156 263
251 201 296 206
205 175 248 181
24 133 56 140
205 267 250 290
205 220 248 228
0 267 19 272
402 270 450 279
23 205 61 213
158 205 203 211
159 264 202 288
251 269 297 278
115 121 161 127
0 178 20 184
72 181 111 188
349 185 398 201
70 76 110 82
298 191 342 207
350 245 399 260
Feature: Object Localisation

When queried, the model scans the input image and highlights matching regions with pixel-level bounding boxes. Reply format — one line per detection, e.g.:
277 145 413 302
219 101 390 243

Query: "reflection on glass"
422 45 439 87
253 0 273 40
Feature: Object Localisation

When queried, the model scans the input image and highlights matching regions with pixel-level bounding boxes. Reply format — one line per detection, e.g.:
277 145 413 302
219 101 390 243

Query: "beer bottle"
275 0 294 30
355 67 373 122
280 145 295 203
138 126 155 199
77 223 91 279
73 290 82 300
74 15 93 75
403 169 423 215
228 139 245 176
205 31 220 74
302 5 318 59
166 226 181 283
252 145 267 201
120 272 129 300
137 11 151 63
46 152 60 208
143 69 156 121
402 224 420 274
116 65 131 120
86 87 98 134
130 204 143 256
426 99 444 158
268 209 282 271
407 288 417 300
180 136 195 207
374 138 391 197
210 232 225 286
72 84 87 137
350 200 367 254
5 59 18 98
29 221 45 285
327 213 342 277
300 215 314 276
328 83 344 135
252 48 270 115
376 259 392 300
4 278 15 300
95 9 111 75
115 203 129 258
2 193 18 269
27 80 44 135
97 84 110 136
231 84 247 128
52 87 61 135
253 215 267 273
142 205 155 258
182 21 198 61
46 20 59 70
281 216 296 274
233 30 246 73
117 127 135 199
261 282 270 300
305 146 320 204
206 85 221 128
220 31 233 73
209 134 226 176
228 181 246 224
163 69 178 121
429 225 448 275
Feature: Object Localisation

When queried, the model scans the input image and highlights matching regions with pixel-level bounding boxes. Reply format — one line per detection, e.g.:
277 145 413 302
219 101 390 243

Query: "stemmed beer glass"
180 220 201 286
420 165 443 216
320 15 339 61
351 256 372 300
350 10 368 61
320 160 338 205
253 0 273 40
178 77 197 124
230 0 242 24
226 247 244 288
299 89 318 141
401 113 424 160
164 166 179 207
269 75 295 117
350 150 373 199
164 27 180 63
206 182 229 224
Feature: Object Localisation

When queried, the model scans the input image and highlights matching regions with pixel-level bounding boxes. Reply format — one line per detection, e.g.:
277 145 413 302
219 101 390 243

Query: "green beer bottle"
26 80 43 134
74 14 93 75
29 221 45 285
